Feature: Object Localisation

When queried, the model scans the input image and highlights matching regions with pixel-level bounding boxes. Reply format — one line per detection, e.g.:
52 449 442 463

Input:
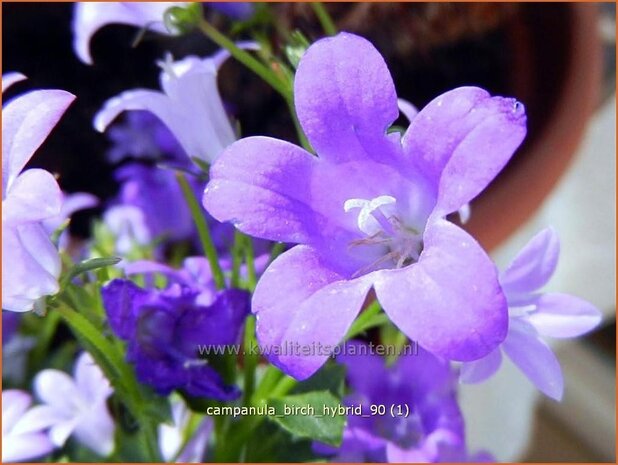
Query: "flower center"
344 195 423 275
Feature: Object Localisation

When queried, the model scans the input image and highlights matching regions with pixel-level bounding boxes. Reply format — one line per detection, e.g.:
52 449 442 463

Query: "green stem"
176 172 226 289
243 235 257 290
251 365 284 404
242 316 258 405
197 18 289 98
311 2 337 36
231 230 244 288
270 375 297 397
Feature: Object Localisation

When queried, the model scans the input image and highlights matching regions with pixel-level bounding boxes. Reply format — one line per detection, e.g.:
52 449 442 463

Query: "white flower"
30 352 115 457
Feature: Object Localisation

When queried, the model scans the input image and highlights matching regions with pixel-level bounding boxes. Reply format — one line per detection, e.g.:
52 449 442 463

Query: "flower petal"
294 32 401 164
459 348 503 384
403 87 526 215
500 227 560 295
72 2 182 64
204 136 326 244
157 55 236 163
2 223 61 312
10 405 67 436
101 279 150 338
2 72 26 93
502 318 564 400
2 432 54 462
527 292 602 339
74 352 113 405
2 390 32 434
3 169 62 224
252 245 372 379
74 402 115 456
2 89 75 196
374 219 508 361
34 369 80 413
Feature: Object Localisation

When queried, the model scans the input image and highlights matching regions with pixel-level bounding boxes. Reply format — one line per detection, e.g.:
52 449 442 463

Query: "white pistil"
345 195 423 276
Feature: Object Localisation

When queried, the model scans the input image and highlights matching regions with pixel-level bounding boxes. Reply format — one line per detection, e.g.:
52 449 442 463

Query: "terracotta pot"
465 3 602 250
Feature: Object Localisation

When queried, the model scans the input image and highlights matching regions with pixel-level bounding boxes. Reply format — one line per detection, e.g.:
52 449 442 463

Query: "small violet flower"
159 397 212 462
73 2 187 64
460 228 602 400
105 111 186 165
94 49 254 165
30 352 115 456
101 259 250 399
316 341 477 462
2 390 54 462
73 2 254 64
2 73 75 312
203 33 527 379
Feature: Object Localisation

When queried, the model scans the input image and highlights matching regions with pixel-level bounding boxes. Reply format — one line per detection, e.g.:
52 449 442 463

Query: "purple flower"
316 341 467 462
103 204 152 254
73 2 187 64
112 163 197 242
30 352 115 456
105 111 186 165
159 397 212 462
2 73 75 312
101 277 249 399
94 49 255 165
460 228 602 400
208 2 254 21
203 33 527 378
2 390 54 462
73 2 254 64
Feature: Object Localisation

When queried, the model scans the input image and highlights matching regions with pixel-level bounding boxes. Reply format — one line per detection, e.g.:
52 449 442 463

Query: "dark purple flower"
460 228 602 400
208 2 254 21
101 278 249 399
316 341 470 462
203 33 527 379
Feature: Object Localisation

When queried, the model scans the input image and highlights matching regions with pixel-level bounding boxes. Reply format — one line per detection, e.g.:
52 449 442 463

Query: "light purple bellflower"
203 33 527 379
73 2 254 65
2 73 75 312
2 390 54 462
73 2 187 64
460 228 602 400
30 352 115 456
94 49 254 165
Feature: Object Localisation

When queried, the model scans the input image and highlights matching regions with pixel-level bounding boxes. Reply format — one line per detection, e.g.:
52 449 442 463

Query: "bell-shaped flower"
203 33 527 379
73 2 254 65
460 228 602 400
2 73 75 312
29 352 115 456
2 390 54 462
94 49 256 165
72 2 187 64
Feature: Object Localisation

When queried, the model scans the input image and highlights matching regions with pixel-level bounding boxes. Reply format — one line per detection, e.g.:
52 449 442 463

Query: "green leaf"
292 362 346 398
60 257 121 288
269 391 345 446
